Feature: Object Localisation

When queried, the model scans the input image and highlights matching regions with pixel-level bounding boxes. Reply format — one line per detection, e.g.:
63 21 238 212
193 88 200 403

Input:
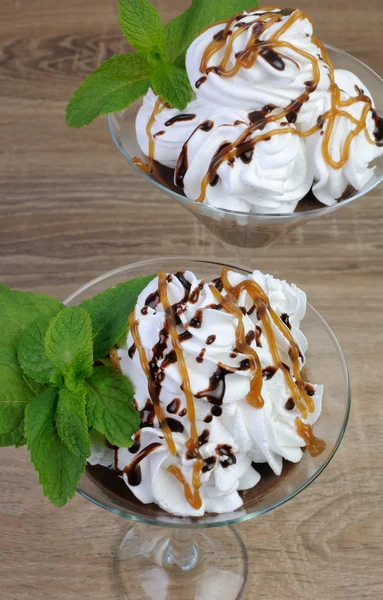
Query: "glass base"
113 524 248 600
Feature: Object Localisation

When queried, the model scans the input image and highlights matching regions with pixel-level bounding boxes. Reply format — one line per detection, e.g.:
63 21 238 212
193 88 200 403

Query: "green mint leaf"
150 60 193 110
64 369 87 394
55 386 90 458
66 54 152 128
118 0 165 54
25 387 86 507
164 0 259 64
0 344 42 447
85 366 140 447
17 317 54 384
0 284 62 348
15 437 27 448
0 428 26 447
81 275 155 360
45 307 93 381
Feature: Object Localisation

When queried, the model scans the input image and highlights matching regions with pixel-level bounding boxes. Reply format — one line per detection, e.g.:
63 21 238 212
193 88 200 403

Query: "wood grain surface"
1 1 382 599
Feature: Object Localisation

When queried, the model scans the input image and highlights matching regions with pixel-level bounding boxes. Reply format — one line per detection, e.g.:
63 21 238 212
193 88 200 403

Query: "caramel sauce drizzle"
133 97 166 174
219 268 314 420
158 271 204 510
296 419 326 457
209 285 264 408
128 311 177 456
191 7 379 203
109 347 122 373
167 461 203 510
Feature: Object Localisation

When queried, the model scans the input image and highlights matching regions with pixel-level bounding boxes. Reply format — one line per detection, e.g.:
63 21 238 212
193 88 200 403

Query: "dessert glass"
108 45 383 255
65 257 351 600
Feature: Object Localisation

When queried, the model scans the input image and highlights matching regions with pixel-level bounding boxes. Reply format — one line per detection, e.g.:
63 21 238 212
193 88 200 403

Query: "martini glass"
65 257 351 600
108 45 383 256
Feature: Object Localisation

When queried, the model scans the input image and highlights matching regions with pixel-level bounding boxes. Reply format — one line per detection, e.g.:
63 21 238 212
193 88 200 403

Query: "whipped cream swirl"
90 269 324 517
305 69 383 205
180 107 312 214
185 8 330 118
136 89 216 169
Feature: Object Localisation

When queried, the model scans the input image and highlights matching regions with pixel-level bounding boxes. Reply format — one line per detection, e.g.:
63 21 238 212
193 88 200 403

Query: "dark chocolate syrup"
165 114 196 127
262 366 278 380
166 398 181 414
195 365 231 405
123 442 162 486
166 418 184 433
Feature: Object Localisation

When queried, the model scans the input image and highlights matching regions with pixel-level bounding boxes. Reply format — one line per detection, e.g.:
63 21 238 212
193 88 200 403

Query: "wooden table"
1 1 382 598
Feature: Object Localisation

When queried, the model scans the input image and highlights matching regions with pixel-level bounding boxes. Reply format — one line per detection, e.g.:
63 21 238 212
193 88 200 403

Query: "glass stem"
162 528 200 572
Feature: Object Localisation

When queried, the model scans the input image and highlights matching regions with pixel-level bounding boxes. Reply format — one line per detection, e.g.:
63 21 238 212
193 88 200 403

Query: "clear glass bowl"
65 258 350 600
108 45 383 250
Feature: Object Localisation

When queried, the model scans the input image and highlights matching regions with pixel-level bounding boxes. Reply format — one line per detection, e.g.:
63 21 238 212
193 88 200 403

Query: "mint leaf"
81 275 155 360
118 0 165 55
0 284 62 348
164 0 259 64
17 317 54 384
85 367 139 447
0 344 42 447
0 429 25 447
66 54 152 128
151 60 193 111
55 386 90 458
45 307 93 380
25 387 86 507
64 369 87 394
15 437 27 448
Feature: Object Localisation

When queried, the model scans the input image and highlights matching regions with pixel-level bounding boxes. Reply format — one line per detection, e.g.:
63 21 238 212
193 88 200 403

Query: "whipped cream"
89 269 324 517
180 107 312 214
134 7 383 214
306 69 383 205
136 89 216 169
186 8 330 115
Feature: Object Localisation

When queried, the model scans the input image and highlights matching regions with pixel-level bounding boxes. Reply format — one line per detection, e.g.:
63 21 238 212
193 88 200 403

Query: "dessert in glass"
109 7 383 250
64 257 351 600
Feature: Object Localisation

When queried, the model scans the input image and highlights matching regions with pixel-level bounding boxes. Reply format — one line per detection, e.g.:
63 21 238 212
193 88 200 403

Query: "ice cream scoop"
89 268 325 517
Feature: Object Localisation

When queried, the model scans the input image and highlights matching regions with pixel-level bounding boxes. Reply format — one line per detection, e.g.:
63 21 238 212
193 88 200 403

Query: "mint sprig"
0 274 155 507
66 0 259 127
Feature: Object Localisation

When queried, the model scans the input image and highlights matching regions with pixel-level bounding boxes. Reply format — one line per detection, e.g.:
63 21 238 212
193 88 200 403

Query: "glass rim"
108 43 383 222
68 257 351 529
